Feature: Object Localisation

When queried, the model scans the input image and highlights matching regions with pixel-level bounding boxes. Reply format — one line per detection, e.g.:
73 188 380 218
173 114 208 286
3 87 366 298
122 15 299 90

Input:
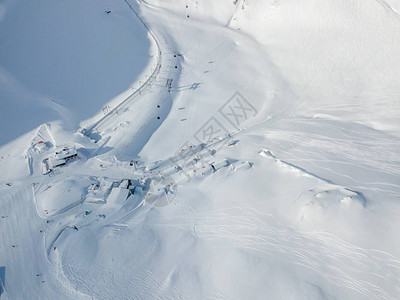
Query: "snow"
0 0 156 146
54 146 77 160
1 0 400 299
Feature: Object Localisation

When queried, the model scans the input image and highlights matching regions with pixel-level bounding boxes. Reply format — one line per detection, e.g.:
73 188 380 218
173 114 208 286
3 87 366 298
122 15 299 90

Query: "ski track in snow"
375 0 400 19
1 0 400 298
13 112 398 298
261 118 400 201
149 207 400 299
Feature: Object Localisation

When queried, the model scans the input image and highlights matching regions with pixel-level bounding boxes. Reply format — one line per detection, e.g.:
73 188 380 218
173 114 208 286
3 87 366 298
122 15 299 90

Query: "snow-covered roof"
54 146 77 160
34 141 47 151
48 157 66 168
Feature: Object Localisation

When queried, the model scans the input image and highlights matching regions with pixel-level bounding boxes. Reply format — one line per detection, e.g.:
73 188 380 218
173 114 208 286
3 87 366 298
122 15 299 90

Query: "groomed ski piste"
1 0 400 299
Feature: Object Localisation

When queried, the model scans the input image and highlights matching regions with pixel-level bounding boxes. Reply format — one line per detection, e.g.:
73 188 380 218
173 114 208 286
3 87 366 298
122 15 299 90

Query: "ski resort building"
54 145 77 160
33 140 48 152
48 157 66 169
43 145 78 171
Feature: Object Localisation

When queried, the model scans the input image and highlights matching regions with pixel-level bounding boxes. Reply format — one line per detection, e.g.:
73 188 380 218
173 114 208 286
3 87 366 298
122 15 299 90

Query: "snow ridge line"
375 0 400 19
258 149 368 207
81 0 163 137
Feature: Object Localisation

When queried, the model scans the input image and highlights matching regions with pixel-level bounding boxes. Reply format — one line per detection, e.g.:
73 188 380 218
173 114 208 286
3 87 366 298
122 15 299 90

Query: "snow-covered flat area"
1 0 400 299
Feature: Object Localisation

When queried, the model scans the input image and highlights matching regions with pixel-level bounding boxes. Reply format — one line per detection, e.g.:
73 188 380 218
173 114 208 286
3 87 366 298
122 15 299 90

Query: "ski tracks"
375 0 400 20
151 207 400 299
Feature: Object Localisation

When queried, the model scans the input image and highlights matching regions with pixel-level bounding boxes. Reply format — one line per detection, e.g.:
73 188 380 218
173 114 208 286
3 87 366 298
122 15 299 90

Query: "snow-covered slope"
0 0 155 146
1 0 400 299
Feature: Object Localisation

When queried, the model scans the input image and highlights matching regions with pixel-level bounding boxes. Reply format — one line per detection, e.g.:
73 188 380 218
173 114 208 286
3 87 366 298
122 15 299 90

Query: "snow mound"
33 177 91 218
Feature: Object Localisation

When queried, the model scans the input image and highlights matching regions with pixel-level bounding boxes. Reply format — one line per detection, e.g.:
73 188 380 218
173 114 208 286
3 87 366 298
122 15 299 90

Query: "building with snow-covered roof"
43 145 78 170
34 140 48 152
54 146 77 160
48 157 66 169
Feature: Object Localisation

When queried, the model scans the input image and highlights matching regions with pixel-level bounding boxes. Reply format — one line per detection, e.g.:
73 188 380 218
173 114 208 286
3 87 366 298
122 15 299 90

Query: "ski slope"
1 0 400 299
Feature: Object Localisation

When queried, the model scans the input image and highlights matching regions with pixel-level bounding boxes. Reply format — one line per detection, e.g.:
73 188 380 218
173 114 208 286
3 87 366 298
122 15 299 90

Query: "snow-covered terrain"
1 0 400 299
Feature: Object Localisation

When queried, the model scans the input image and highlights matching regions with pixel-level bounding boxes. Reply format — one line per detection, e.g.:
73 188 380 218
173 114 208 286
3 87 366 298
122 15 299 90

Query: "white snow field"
1 0 400 299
